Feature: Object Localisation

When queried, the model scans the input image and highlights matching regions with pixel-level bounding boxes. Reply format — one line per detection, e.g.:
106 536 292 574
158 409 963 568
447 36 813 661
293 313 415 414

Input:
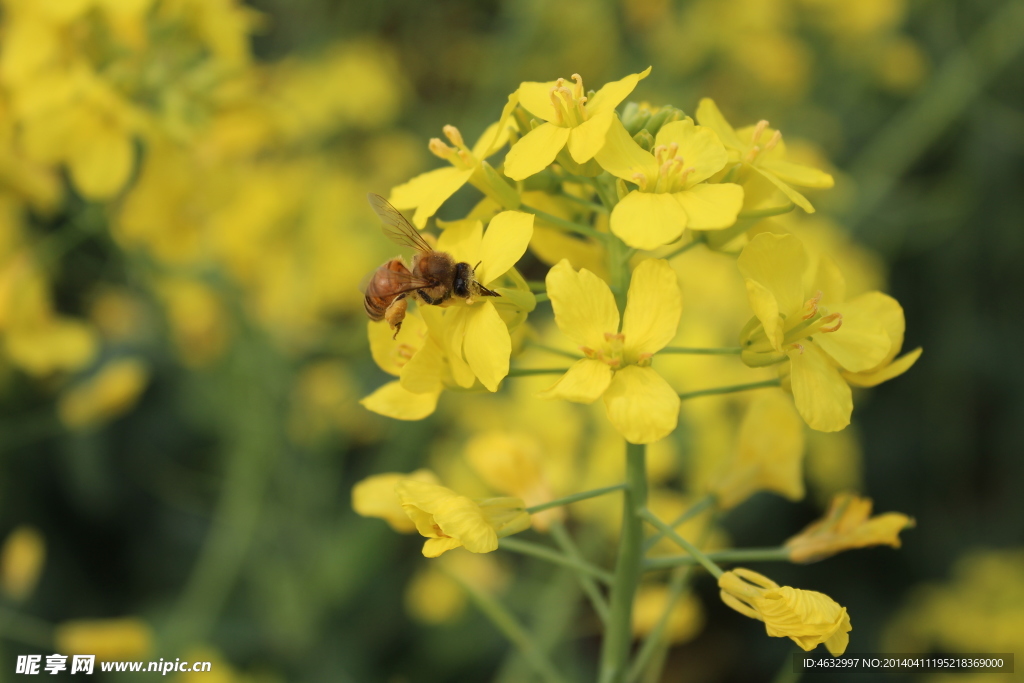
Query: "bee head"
453 262 473 298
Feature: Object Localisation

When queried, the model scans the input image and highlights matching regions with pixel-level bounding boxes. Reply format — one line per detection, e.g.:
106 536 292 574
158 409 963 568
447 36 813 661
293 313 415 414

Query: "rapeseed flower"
57 358 149 430
55 618 153 660
719 568 851 655
541 258 682 444
595 116 744 249
0 526 45 600
785 493 915 563
352 469 441 533
504 67 651 180
696 99 833 212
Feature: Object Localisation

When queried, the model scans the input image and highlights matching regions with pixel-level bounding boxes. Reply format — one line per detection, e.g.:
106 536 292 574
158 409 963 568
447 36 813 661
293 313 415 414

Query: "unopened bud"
632 129 655 152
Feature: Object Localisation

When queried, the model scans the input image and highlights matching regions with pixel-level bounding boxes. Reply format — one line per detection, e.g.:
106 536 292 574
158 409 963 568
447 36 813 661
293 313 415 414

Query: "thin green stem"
500 537 614 584
525 341 584 360
521 204 603 240
549 521 611 624
527 280 547 292
448 570 570 683
639 509 723 579
678 378 780 401
642 493 715 552
662 235 703 260
534 292 550 303
526 482 626 514
598 442 648 683
644 547 791 571
506 367 570 378
558 191 608 213
660 346 742 355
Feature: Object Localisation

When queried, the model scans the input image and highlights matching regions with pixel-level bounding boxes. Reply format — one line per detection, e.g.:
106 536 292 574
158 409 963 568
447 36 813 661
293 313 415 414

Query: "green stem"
527 280 547 292
526 482 626 514
662 234 704 260
642 494 715 552
534 292 550 303
639 509 723 579
549 521 611 624
678 378 780 401
660 346 742 355
499 537 614 584
598 442 648 683
521 204 603 240
558 191 608 213
608 233 631 314
506 367 570 377
525 341 584 360
449 570 570 683
644 547 791 571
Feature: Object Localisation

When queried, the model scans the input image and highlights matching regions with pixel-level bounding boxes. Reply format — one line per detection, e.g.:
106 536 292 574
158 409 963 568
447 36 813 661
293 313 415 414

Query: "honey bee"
362 193 499 337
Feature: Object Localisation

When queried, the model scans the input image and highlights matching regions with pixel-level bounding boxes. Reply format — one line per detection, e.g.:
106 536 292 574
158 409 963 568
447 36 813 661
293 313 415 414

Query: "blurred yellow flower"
785 493 915 563
632 583 705 644
505 67 651 180
396 479 530 558
405 551 507 624
696 99 833 213
719 567 851 655
0 525 45 600
595 116 743 248
58 358 149 430
351 469 440 533
55 617 153 659
541 258 682 443
711 391 805 509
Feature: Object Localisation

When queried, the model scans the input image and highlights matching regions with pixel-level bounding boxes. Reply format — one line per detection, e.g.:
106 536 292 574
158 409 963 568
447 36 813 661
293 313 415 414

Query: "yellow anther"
604 332 625 342
571 73 584 98
802 291 824 319
580 346 598 359
397 344 416 361
789 342 805 355
636 352 653 367
443 125 466 149
632 172 649 191
818 312 843 333
751 120 770 144
764 130 782 152
428 138 454 160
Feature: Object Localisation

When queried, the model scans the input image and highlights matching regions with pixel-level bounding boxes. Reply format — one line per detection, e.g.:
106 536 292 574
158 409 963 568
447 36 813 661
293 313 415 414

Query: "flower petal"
477 211 534 285
610 191 688 250
812 303 891 374
400 336 446 394
621 259 682 357
844 347 922 388
603 366 680 444
68 123 133 200
432 496 499 553
462 301 511 392
738 232 807 318
752 167 814 213
537 358 613 403
390 166 475 228
674 183 744 230
788 343 852 432
443 307 478 388
695 98 745 153
594 115 659 182
360 381 439 420
585 66 652 115
546 259 619 349
760 159 834 189
472 92 520 158
368 314 427 377
422 537 464 557
516 80 559 122
504 123 571 181
655 119 728 186
436 219 483 268
567 109 615 163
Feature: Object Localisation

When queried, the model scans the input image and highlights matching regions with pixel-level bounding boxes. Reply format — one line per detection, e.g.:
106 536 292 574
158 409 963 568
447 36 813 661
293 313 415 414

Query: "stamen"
397 344 416 361
653 145 668 164
549 88 564 125
802 291 823 319
751 119 769 145
744 146 761 164
764 130 782 152
428 138 454 160
636 352 653 367
442 125 465 149
789 343 805 355
818 313 843 333
632 172 648 191
571 73 584 99
604 332 625 342
580 346 598 359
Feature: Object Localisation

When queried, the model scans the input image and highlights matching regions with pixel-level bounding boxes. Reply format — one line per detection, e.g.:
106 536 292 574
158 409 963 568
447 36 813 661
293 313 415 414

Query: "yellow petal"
585 66 652 115
462 301 511 392
368 314 427 377
436 219 484 269
674 183 744 230
472 92 520 158
567 109 615 163
752 167 814 213
442 307 477 388
812 305 891 373
603 366 680 444
844 347 922 388
67 122 133 200
594 115 659 182
745 279 784 350
389 166 474 228
695 98 744 153
842 292 906 367
545 259 619 349
789 343 852 432
422 537 464 558
360 381 439 420
621 259 682 357
516 80 560 122
537 358 613 403
784 493 915 563
504 123 571 181
738 233 808 348
351 470 440 533
655 120 728 185
761 159 835 189
610 191 688 250
400 336 446 394
477 211 534 285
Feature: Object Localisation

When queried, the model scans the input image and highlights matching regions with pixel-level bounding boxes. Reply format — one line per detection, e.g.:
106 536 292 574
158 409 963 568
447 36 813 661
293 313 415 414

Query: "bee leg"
384 297 408 339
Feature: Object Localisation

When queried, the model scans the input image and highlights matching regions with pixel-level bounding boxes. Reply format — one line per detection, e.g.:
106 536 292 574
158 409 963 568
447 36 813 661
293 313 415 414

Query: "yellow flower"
711 392 805 509
632 583 705 644
57 358 149 429
785 493 915 563
719 568 852 655
361 310 442 420
696 99 834 213
405 551 507 624
0 526 45 600
541 258 682 444
390 98 520 228
738 232 916 431
595 116 744 249
396 479 531 558
351 469 440 533
431 210 535 392
54 617 152 659
504 67 652 180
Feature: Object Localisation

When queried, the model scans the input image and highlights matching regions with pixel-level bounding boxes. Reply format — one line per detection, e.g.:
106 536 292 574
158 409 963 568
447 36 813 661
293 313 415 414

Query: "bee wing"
367 193 434 254
359 262 434 297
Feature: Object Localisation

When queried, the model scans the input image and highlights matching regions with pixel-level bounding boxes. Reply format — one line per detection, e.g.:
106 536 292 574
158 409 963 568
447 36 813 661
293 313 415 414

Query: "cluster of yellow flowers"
354 66 920 677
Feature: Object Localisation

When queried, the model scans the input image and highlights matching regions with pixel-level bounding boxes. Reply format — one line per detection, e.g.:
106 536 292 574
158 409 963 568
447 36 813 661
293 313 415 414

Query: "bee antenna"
473 261 482 271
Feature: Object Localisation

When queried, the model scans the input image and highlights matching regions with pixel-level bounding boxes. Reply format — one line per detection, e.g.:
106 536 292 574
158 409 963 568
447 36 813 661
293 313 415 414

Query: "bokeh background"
0 0 1022 681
